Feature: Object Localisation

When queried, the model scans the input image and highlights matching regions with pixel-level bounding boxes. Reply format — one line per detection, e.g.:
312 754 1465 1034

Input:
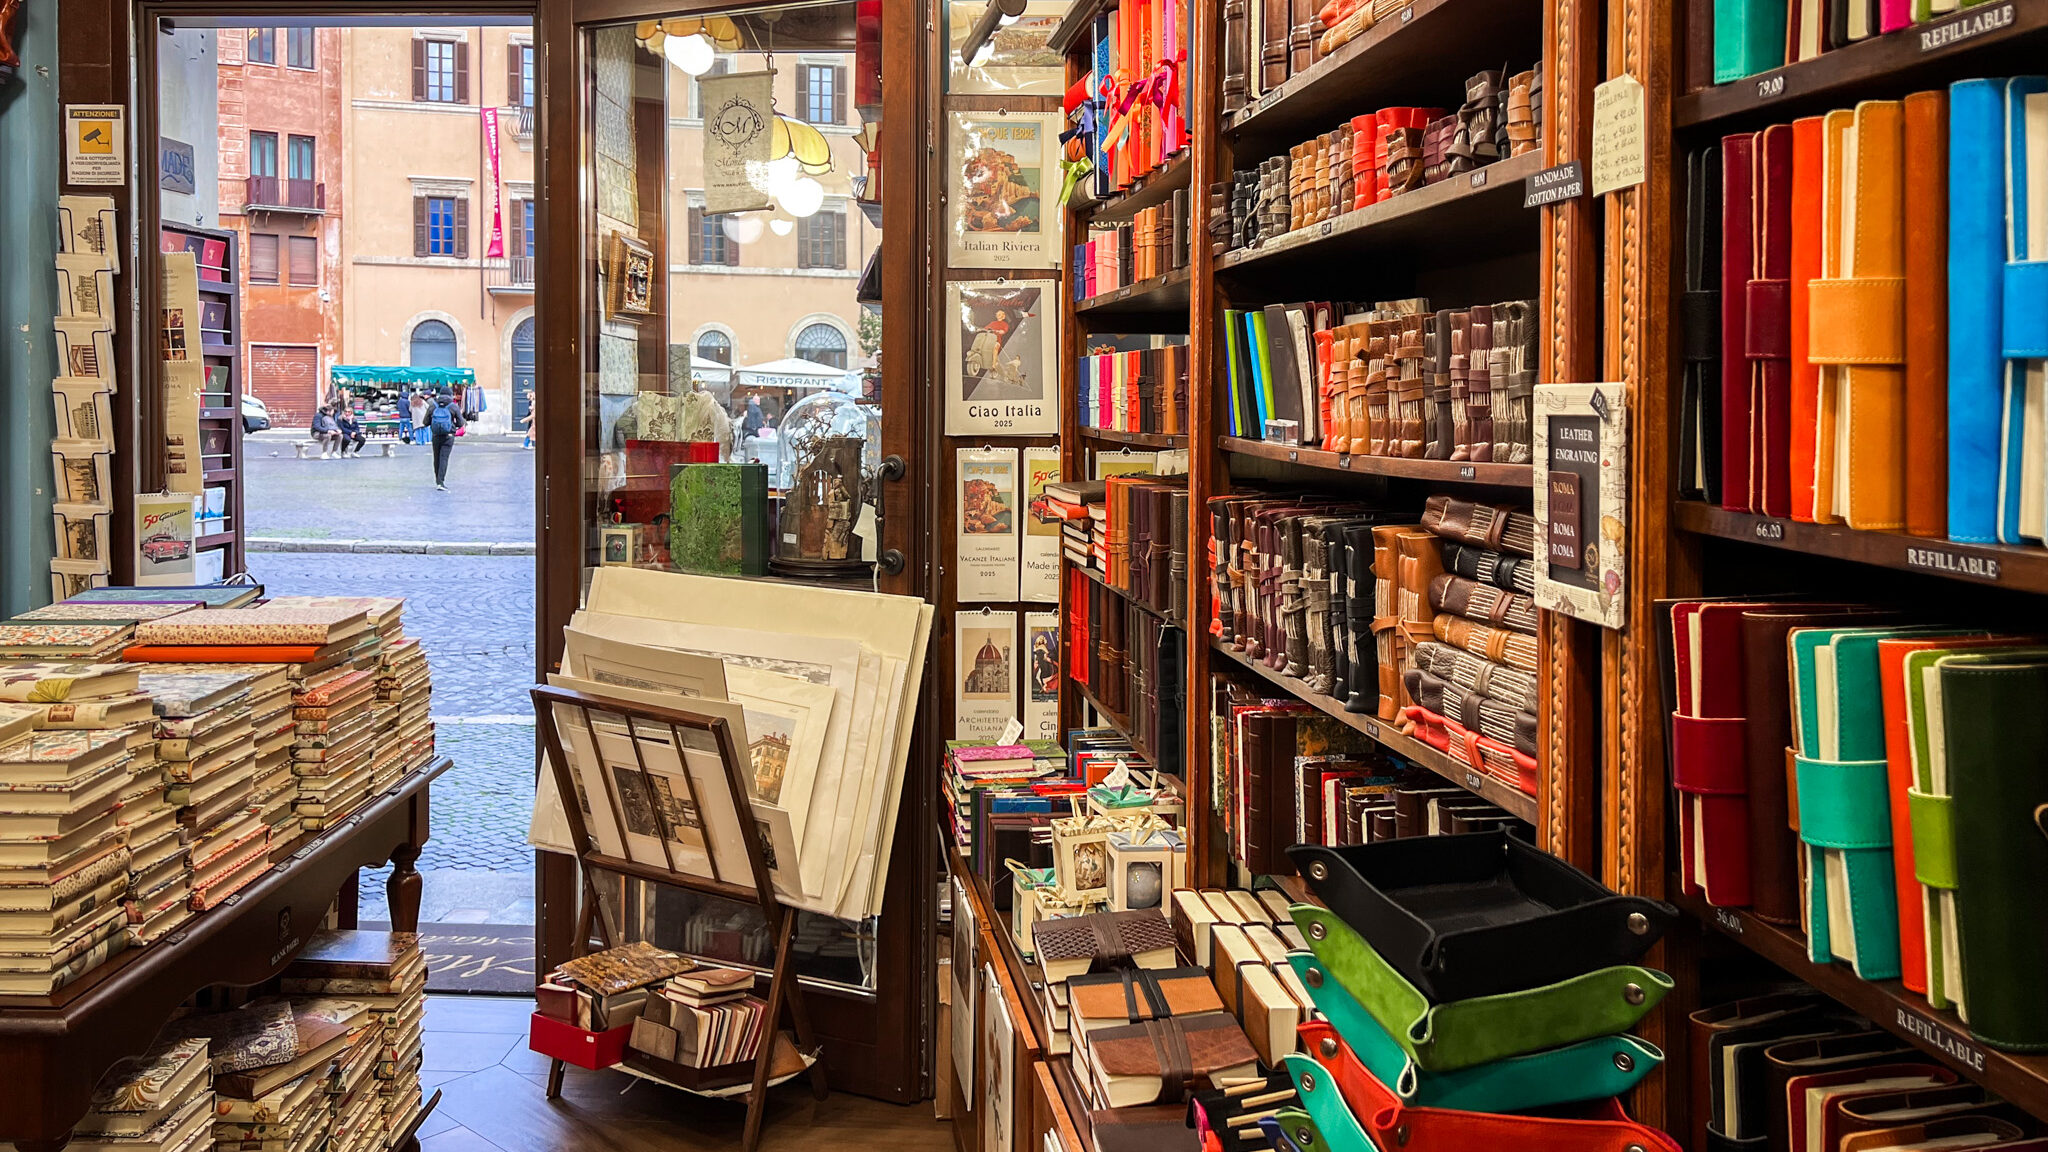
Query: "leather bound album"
1761 1032 1913 1152
1085 1010 1260 1106
1790 115 1826 521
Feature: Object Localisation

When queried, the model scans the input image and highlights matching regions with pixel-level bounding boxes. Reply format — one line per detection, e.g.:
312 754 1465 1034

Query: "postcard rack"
529 684 830 1152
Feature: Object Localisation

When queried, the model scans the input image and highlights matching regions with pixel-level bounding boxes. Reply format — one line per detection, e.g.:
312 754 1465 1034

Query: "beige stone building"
340 24 539 436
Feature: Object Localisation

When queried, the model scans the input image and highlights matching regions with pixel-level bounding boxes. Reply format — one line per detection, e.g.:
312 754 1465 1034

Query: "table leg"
388 844 423 932
545 1058 566 1100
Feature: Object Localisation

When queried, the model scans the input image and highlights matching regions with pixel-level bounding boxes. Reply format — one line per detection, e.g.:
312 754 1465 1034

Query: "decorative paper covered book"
555 940 696 997
134 603 371 647
668 462 769 577
1031 909 1179 982
139 672 254 718
80 1037 209 1131
0 662 140 703
58 585 262 608
0 623 133 658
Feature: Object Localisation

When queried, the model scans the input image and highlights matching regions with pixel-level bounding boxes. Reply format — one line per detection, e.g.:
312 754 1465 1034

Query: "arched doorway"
410 319 459 369
511 318 536 428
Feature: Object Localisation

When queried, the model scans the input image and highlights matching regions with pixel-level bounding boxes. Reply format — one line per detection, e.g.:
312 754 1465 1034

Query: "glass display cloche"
771 389 881 575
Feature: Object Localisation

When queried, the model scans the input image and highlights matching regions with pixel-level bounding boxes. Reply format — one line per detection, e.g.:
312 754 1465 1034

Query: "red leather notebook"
1789 116 1827 522
1720 133 1758 512
1747 124 1795 516
1902 90 1950 538
1671 600 1781 907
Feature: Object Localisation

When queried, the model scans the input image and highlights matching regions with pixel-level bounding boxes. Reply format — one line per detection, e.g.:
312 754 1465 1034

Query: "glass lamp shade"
771 390 880 573
661 15 743 51
720 213 766 244
782 176 826 218
664 32 715 75
771 116 834 176
769 217 795 236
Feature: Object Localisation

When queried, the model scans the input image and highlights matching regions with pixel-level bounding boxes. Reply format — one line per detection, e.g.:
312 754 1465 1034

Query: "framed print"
951 874 979 1108
604 231 656 322
947 110 1061 269
946 279 1059 437
1533 382 1628 630
982 962 1019 1152
599 524 641 566
957 447 1021 602
946 0 1066 96
956 608 1019 743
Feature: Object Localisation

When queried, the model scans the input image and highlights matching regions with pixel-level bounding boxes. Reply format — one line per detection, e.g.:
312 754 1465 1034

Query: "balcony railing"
484 256 535 293
245 176 325 213
515 105 536 139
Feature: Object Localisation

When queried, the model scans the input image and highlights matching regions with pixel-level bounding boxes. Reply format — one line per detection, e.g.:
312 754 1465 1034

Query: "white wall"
155 27 221 229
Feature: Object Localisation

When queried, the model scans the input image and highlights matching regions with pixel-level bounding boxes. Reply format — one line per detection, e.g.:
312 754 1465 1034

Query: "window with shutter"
833 65 848 124
798 210 845 270
833 208 847 268
455 41 471 103
510 200 526 257
508 44 535 108
288 237 318 286
412 39 427 101
688 207 703 264
454 198 470 258
419 39 459 103
413 197 429 257
250 234 280 283
423 197 461 257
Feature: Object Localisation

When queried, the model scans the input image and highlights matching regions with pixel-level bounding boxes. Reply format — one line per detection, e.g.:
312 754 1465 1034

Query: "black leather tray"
1288 829 1678 1002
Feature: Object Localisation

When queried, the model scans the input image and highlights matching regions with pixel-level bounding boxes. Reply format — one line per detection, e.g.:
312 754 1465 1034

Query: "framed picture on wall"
604 230 656 322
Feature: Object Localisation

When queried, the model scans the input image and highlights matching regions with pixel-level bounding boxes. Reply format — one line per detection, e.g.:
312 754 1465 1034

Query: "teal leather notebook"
1789 625 1948 980
1714 0 1789 84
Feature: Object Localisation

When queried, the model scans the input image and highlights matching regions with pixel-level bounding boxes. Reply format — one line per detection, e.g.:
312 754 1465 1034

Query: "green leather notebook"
1788 625 1947 980
668 462 769 577
1903 645 2048 1012
1714 0 1789 84
1930 654 2048 1050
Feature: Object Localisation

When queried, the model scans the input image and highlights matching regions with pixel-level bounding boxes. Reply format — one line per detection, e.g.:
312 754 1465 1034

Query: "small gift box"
1107 824 1185 915
1007 861 1056 959
1085 763 1185 826
1050 812 1118 901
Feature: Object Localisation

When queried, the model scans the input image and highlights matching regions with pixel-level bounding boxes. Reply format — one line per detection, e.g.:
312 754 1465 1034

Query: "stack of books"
125 600 376 669
0 621 138 662
1043 480 1107 571
939 740 1073 863
630 968 770 1070
0 724 137 994
291 669 381 832
376 637 434 781
138 672 266 916
235 666 300 857
281 930 428 1149
171 997 378 1152
72 1037 214 1152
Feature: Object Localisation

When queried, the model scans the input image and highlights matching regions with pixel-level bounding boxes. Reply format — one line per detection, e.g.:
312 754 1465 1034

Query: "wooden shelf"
1225 0 1543 145
1072 675 1155 769
1079 426 1187 449
202 468 236 482
1673 500 2048 594
1077 154 1192 225
201 342 237 359
1672 889 2048 1117
1075 267 1192 317
1215 151 1544 274
195 531 237 550
1070 555 1173 622
1221 436 1534 487
1210 638 1539 823
0 760 447 1146
199 408 239 421
1676 1 2048 130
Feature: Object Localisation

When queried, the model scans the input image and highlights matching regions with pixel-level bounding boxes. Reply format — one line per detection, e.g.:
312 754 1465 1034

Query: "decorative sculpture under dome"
771 390 879 575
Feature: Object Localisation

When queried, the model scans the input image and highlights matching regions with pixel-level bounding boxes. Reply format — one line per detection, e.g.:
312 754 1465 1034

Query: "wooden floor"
418 995 954 1152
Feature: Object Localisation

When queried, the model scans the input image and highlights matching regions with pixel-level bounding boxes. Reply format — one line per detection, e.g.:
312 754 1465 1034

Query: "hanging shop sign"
1534 382 1628 630
700 69 776 215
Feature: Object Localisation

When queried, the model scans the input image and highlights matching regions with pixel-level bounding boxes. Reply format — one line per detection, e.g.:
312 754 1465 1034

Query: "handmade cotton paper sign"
699 69 775 214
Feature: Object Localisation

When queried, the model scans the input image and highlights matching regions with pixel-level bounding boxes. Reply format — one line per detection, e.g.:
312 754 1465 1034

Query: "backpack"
430 402 457 436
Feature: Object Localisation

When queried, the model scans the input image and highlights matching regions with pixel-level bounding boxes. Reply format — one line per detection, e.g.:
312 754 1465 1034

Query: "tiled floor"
417 995 954 1152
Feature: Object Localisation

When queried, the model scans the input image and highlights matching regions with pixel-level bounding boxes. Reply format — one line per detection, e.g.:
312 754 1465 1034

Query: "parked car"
242 393 270 433
140 533 190 562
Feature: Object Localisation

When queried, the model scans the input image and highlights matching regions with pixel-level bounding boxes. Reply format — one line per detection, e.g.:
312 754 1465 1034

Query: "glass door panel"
577 3 889 993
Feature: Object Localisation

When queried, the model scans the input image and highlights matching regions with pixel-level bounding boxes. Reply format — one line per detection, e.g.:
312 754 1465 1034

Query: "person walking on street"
410 391 431 446
428 391 464 490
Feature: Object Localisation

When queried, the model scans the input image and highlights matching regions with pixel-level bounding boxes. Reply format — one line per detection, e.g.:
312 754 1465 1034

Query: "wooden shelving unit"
1075 267 1193 317
161 221 245 579
1077 427 1187 449
1632 2 2048 1137
1076 153 1193 225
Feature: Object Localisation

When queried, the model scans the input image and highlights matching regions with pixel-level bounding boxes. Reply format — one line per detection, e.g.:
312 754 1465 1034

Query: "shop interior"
5 2 2048 1152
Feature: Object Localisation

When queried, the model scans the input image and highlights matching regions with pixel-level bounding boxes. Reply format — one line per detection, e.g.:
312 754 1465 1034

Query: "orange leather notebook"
1902 90 1949 539
1876 632 2002 996
1789 116 1826 522
122 644 331 663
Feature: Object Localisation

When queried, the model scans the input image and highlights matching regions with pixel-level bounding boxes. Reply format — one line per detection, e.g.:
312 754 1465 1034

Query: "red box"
528 1011 632 1070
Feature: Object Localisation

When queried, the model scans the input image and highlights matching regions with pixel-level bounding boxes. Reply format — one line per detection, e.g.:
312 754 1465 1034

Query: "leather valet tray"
1288 829 1678 1001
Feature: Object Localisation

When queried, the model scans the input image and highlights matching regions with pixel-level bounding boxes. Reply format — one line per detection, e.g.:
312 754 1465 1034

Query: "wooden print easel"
531 684 830 1152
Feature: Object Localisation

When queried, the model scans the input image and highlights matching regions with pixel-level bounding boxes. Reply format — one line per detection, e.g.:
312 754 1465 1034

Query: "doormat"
361 921 536 995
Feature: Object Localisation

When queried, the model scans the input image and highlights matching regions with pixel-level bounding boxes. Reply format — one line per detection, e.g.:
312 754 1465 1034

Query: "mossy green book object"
668 463 768 576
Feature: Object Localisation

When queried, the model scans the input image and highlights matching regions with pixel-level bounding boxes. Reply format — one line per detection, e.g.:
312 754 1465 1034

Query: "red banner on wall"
483 107 506 259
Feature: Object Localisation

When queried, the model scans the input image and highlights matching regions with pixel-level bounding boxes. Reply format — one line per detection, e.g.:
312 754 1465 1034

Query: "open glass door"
538 0 930 1102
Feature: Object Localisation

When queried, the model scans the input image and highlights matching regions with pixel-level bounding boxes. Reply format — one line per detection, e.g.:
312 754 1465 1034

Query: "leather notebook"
1761 1032 1914 1152
1685 990 1830 1151
2003 78 2048 544
1790 116 1827 522
1903 90 1951 538
1710 1014 1874 1145
1940 657 2048 1051
1723 126 1794 514
1288 830 1676 1002
1785 1063 1954 1152
1740 605 1899 925
1948 78 2021 544
1714 0 1788 84
1683 144 1724 503
1721 131 1759 512
1671 599 1784 907
1813 99 1908 530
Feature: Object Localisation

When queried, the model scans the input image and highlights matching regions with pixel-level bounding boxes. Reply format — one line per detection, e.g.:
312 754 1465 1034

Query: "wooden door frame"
535 0 936 1103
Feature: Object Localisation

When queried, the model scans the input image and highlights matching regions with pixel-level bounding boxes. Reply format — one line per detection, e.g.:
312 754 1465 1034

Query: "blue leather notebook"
2006 78 2048 544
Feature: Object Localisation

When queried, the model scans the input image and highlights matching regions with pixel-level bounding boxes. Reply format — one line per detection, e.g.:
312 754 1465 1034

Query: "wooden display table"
0 759 448 1152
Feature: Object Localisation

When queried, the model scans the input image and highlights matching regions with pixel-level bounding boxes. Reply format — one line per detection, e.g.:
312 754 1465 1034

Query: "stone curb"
247 537 535 556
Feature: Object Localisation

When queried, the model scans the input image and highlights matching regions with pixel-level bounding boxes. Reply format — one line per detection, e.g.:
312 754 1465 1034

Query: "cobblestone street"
244 462 541 930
